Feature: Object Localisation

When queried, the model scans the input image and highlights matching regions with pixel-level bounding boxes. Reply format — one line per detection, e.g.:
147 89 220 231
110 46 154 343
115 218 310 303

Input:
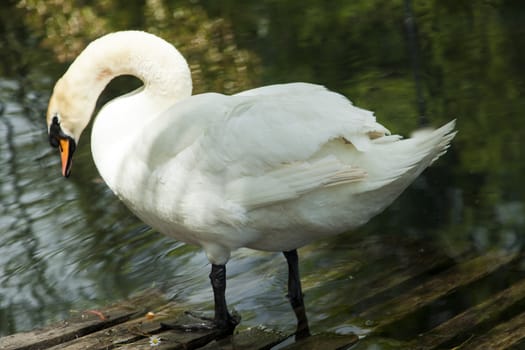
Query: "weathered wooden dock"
0 289 359 350
1 242 525 349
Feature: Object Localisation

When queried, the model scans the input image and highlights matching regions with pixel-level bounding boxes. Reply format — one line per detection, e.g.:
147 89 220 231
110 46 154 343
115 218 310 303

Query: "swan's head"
45 30 193 178
46 76 92 177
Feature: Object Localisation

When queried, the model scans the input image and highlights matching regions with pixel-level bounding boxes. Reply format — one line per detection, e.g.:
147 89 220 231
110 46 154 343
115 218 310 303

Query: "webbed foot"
161 310 240 335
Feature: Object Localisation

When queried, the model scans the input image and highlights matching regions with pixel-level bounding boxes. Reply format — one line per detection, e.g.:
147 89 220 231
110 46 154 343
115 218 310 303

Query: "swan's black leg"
210 263 239 333
160 264 239 335
283 249 311 340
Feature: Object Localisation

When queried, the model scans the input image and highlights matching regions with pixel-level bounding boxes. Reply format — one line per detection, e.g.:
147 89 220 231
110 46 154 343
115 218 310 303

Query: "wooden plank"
45 315 166 350
346 249 458 313
279 333 358 350
0 311 135 350
118 327 288 350
200 327 288 350
357 250 517 330
459 310 525 349
0 290 165 350
113 329 221 350
412 276 525 349
44 305 226 350
309 235 466 318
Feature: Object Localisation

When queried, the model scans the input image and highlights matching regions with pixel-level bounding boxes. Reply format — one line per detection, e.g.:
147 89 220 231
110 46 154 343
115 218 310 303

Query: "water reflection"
1 1 524 347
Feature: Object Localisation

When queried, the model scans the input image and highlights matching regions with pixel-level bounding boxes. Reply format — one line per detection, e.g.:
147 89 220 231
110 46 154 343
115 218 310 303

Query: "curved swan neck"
50 31 192 141
79 31 192 98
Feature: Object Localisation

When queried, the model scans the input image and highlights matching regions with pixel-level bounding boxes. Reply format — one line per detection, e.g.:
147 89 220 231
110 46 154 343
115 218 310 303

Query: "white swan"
46 31 456 338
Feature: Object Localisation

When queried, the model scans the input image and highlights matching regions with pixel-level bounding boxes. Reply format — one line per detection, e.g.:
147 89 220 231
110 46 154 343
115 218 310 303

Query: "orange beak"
59 138 73 177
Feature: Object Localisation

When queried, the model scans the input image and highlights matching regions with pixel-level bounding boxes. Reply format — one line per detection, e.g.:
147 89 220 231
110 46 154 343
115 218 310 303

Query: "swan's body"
47 31 456 337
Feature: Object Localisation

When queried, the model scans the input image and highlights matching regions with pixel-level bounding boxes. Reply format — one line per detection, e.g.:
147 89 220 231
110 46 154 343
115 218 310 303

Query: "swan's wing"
142 84 390 209
187 84 389 208
143 83 388 171
198 83 389 173
224 155 366 208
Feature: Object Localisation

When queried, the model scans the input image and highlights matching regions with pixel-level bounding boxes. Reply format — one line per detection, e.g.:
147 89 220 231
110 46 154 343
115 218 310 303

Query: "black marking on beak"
49 116 65 148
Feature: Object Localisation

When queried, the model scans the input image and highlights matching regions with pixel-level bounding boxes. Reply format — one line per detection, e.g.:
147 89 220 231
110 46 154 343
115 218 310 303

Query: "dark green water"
1 1 524 347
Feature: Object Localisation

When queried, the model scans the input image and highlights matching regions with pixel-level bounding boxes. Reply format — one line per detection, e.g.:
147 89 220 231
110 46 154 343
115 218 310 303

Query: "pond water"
1 0 525 347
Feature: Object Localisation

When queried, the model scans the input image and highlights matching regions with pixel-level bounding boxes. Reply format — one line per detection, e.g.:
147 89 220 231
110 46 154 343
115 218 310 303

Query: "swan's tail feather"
409 119 457 167
359 119 456 194
399 118 456 175
428 120 457 164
